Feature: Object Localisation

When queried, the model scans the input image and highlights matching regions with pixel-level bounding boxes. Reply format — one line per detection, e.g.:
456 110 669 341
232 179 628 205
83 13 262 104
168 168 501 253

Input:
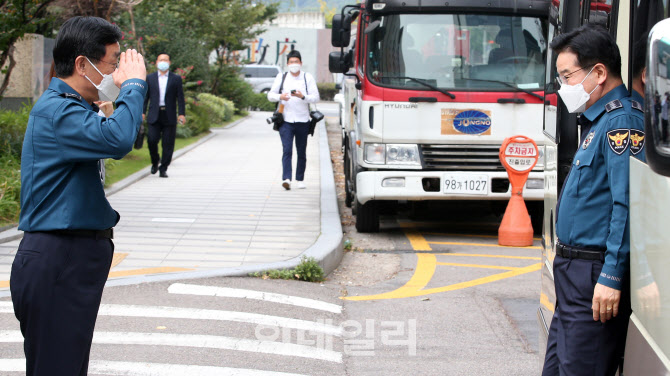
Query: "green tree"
51 0 120 21
318 0 337 28
194 0 279 93
0 0 56 98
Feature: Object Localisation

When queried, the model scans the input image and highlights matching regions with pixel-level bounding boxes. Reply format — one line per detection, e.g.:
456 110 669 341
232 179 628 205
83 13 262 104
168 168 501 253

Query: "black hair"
53 16 122 78
550 23 621 79
287 50 302 63
632 33 648 79
156 52 171 59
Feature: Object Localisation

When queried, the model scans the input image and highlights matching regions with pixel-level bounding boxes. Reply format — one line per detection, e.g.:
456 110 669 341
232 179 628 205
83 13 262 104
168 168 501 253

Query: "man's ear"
642 67 647 86
595 63 608 85
74 56 88 77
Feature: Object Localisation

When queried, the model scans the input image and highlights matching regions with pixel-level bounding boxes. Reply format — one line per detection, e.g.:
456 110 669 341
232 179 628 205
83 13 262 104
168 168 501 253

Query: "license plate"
443 174 488 195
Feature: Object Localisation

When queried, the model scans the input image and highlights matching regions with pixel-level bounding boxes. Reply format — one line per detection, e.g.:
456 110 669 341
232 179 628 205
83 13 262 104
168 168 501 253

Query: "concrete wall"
248 26 336 83
0 34 54 111
271 12 325 29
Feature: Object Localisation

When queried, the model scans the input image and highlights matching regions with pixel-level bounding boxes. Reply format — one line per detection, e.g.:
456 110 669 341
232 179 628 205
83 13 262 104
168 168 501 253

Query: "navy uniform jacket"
143 71 185 125
19 77 147 232
556 84 644 291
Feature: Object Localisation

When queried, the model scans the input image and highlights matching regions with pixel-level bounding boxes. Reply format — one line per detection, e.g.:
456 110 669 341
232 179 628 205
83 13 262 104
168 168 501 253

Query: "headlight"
535 146 545 168
386 144 421 166
364 143 385 164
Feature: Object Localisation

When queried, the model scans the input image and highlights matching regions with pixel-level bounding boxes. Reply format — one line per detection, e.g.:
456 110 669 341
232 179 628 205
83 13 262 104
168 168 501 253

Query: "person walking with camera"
267 50 320 190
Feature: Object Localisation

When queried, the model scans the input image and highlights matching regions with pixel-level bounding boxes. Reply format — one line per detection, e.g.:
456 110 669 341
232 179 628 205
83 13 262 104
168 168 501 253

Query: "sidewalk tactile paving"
104 112 321 276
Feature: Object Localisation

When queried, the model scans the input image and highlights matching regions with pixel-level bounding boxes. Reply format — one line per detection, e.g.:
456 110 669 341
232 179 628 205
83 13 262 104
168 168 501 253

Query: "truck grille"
420 144 504 171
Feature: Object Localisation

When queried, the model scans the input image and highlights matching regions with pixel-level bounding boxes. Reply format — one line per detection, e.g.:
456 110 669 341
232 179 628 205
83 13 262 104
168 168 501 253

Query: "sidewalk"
0 111 342 293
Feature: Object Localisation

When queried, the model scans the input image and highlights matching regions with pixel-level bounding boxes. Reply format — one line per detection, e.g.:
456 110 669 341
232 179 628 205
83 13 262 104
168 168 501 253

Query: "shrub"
0 156 21 225
211 64 258 114
293 256 325 282
249 92 276 112
251 256 325 282
197 93 235 123
0 105 31 159
317 83 337 101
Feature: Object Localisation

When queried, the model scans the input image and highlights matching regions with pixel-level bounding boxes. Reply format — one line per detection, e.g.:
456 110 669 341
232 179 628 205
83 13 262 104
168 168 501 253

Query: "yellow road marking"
108 267 194 278
110 253 128 269
372 253 438 298
540 292 555 313
437 253 541 260
401 228 432 251
344 262 541 300
0 266 195 289
436 262 520 271
340 225 542 301
422 232 542 241
428 240 540 249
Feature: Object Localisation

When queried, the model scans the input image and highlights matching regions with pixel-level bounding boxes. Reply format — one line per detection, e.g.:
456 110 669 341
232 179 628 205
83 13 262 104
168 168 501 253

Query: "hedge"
179 93 236 138
0 105 31 159
317 83 337 101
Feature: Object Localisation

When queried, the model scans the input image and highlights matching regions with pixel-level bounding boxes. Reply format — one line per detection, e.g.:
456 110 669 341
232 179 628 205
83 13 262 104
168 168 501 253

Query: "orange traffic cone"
498 191 534 246
498 135 538 247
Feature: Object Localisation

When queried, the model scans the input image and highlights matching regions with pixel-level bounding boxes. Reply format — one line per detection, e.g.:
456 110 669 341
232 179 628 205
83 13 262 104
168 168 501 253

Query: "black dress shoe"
151 165 158 174
159 171 168 178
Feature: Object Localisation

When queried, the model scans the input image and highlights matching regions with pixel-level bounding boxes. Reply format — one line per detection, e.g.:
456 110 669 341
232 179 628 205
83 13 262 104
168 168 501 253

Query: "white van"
241 65 282 93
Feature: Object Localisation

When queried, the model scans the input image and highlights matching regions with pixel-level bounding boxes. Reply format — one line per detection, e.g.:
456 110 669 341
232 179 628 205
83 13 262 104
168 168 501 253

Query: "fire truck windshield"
367 13 547 92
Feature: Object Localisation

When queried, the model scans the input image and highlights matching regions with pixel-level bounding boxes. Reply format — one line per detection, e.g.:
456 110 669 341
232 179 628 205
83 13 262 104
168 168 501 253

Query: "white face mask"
557 66 598 113
288 64 301 74
157 61 170 72
84 57 120 102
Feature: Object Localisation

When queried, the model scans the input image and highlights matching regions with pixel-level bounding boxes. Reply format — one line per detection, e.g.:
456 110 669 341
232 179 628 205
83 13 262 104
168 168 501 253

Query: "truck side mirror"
329 51 352 73
331 14 352 47
645 18 670 177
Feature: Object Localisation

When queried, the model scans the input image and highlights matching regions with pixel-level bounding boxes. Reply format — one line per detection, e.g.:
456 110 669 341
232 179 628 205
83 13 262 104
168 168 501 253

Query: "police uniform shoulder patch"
630 129 645 155
59 92 82 101
631 100 644 113
607 129 630 155
605 99 623 113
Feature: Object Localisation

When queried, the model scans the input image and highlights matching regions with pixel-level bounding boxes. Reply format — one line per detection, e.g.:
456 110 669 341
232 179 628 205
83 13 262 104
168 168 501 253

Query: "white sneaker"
296 181 306 189
282 179 291 190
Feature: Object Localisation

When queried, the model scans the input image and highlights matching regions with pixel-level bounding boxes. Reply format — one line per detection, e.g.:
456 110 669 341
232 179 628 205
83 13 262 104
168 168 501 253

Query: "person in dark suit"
143 53 185 178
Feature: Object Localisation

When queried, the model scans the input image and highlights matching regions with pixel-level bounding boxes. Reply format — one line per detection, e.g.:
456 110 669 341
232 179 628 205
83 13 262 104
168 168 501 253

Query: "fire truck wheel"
344 151 353 208
355 200 380 233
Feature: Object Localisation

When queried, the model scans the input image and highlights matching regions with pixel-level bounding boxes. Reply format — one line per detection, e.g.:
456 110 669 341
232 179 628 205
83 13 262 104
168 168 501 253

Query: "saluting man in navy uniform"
542 24 645 375
10 17 147 376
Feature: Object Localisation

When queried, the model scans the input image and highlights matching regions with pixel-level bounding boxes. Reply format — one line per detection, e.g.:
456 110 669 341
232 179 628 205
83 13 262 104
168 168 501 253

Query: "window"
258 67 279 78
242 67 257 78
366 13 548 91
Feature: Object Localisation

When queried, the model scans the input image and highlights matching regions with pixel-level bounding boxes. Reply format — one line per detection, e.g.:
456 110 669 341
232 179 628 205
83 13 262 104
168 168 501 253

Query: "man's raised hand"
113 49 146 87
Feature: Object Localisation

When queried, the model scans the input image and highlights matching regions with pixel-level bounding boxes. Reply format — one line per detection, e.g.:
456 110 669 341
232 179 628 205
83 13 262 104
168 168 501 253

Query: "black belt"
44 228 114 239
556 240 604 261
159 106 166 111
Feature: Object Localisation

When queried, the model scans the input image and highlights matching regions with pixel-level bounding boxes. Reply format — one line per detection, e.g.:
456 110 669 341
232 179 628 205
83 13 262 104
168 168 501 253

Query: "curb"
0 116 343 293
0 116 250 244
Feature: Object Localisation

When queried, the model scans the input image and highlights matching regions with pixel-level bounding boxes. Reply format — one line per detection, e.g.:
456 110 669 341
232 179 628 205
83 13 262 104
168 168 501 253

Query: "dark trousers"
279 121 310 181
542 256 631 376
10 232 114 376
148 109 176 173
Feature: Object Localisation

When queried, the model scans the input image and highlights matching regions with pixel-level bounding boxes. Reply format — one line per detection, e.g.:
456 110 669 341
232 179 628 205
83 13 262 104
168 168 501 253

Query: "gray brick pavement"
0 111 343 292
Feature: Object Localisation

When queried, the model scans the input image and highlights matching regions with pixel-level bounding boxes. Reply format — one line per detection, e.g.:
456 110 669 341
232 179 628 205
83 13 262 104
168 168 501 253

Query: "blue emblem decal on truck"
452 110 492 134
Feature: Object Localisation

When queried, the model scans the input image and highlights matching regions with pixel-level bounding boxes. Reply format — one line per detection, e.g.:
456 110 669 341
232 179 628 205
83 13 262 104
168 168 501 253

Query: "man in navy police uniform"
10 17 147 376
542 24 645 375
